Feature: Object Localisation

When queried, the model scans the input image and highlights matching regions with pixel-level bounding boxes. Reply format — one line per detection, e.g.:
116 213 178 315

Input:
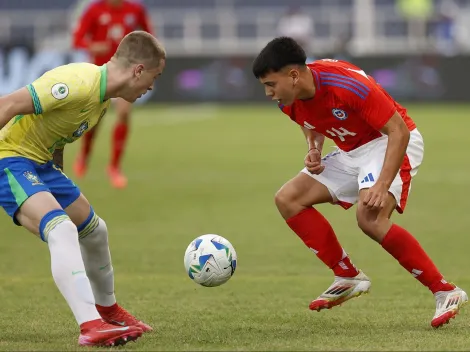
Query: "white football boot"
431 286 468 328
309 270 371 311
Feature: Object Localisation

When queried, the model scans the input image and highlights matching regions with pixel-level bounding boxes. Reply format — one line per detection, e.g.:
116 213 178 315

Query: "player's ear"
289 69 299 86
134 64 145 78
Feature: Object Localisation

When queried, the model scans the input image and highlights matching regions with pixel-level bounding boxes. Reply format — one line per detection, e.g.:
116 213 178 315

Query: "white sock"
79 217 117 307
47 219 101 325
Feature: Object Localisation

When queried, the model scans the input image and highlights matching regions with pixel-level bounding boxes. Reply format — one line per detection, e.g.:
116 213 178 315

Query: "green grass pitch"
0 103 469 351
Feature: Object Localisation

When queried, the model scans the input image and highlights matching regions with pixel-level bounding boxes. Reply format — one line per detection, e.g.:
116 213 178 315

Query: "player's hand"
89 42 111 56
304 148 325 174
362 182 389 210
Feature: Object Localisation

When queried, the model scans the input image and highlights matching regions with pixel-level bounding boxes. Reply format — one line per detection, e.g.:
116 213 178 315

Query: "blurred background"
1 0 470 102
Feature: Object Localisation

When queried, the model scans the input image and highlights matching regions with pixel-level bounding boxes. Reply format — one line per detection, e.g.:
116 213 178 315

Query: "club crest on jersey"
23 171 43 186
332 108 348 120
73 121 89 138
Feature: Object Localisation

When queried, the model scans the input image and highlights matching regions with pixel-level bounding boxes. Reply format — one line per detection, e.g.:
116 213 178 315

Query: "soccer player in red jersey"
72 0 154 188
252 37 467 328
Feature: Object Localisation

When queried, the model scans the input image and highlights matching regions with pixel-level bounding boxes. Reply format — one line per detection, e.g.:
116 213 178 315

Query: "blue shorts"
0 157 81 225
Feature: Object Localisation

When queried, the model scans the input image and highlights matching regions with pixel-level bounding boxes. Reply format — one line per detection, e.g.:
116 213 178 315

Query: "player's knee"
117 111 130 123
274 187 290 209
39 209 76 242
274 187 302 219
356 210 383 241
77 207 108 242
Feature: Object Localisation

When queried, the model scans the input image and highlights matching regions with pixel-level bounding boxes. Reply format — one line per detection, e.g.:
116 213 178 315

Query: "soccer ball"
184 234 237 287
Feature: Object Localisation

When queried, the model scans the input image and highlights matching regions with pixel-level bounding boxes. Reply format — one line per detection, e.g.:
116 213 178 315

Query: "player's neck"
103 61 130 100
297 69 316 100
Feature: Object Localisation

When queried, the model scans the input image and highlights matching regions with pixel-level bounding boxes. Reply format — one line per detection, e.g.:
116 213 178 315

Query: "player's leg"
35 162 143 345
73 125 99 178
63 193 152 332
108 97 131 188
275 151 370 311
0 159 99 325
0 159 141 345
356 129 467 328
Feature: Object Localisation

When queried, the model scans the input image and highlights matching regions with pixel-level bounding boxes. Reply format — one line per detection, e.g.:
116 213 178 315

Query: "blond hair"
113 31 166 69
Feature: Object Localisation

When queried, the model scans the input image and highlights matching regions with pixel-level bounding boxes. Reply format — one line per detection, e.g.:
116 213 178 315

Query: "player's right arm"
302 127 325 175
301 126 325 153
0 88 35 130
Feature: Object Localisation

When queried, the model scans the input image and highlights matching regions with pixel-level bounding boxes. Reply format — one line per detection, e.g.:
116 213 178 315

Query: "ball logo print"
332 108 348 120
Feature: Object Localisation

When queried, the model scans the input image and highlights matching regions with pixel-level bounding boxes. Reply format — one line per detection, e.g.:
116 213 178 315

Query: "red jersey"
73 0 153 65
279 59 416 152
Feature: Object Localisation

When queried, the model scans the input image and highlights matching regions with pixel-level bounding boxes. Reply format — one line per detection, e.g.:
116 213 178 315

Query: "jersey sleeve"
334 74 396 130
26 70 89 115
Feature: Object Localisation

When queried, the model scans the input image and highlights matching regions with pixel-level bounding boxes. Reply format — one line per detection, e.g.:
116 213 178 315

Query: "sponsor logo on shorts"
332 108 348 120
23 171 43 186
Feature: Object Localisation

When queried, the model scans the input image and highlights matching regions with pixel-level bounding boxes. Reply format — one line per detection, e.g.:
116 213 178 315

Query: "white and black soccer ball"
184 234 237 287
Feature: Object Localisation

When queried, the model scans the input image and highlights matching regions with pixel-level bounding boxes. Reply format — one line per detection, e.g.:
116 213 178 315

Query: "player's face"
259 69 300 106
124 59 165 103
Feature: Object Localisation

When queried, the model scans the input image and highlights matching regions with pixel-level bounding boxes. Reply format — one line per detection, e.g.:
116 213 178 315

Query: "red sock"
96 303 118 314
381 224 454 294
286 208 359 278
111 122 129 169
80 129 96 163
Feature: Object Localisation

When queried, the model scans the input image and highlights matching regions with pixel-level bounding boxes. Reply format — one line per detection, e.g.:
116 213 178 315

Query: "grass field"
0 103 469 351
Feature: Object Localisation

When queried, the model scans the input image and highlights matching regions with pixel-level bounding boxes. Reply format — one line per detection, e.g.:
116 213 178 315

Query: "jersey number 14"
325 127 357 142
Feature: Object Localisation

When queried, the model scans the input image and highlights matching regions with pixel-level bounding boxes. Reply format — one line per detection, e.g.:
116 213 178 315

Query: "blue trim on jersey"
278 103 285 110
320 77 370 97
311 69 321 90
39 209 68 242
321 82 367 100
319 73 370 92
77 206 94 233
26 84 43 115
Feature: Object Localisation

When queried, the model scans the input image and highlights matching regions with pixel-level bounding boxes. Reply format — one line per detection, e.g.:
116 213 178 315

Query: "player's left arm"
343 78 409 208
0 88 35 130
377 112 410 189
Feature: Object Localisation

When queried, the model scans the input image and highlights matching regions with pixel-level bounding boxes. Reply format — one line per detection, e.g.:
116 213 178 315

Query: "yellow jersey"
0 63 110 163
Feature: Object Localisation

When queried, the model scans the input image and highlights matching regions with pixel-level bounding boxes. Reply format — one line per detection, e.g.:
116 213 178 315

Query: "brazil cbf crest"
23 171 43 186
73 121 89 138
332 108 348 120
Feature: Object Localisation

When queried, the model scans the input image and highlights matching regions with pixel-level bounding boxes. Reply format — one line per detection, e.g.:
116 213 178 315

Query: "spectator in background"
396 0 433 50
72 0 154 189
277 6 314 61
434 0 459 56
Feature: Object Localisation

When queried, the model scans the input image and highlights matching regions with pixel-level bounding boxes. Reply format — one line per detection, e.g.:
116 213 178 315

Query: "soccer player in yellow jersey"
0 31 165 347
